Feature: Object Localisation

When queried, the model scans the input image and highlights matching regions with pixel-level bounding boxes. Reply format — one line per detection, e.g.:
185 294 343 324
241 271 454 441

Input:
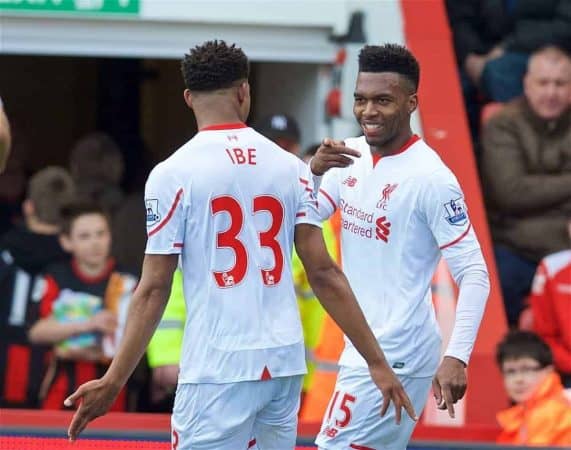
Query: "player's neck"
195 111 244 131
371 128 414 157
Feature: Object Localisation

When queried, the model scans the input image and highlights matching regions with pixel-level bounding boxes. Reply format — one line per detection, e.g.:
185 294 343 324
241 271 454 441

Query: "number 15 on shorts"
323 391 356 437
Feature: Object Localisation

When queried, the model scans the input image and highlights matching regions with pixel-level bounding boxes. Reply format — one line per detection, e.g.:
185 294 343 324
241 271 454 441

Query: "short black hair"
358 43 420 92
496 330 553 368
60 202 110 236
181 40 249 91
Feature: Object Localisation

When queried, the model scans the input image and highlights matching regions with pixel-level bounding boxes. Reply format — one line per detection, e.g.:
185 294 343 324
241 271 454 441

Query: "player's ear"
408 92 418 115
183 89 193 109
237 81 249 104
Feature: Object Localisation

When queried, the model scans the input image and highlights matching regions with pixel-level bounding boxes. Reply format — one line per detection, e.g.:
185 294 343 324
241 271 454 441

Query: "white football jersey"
144 123 320 384
311 135 481 377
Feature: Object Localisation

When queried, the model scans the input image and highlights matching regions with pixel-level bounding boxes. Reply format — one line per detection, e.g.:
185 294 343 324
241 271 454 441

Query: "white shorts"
315 367 432 450
171 375 302 450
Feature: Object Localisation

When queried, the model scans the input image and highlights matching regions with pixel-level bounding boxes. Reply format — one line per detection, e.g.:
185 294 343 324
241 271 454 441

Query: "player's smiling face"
353 72 416 149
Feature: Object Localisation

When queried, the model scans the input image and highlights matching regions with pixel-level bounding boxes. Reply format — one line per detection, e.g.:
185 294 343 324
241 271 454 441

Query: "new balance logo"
322 426 339 438
342 176 358 187
375 216 391 243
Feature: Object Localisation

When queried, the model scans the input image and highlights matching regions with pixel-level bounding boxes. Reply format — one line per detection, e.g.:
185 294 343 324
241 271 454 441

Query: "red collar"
372 134 420 167
200 122 248 132
71 258 116 284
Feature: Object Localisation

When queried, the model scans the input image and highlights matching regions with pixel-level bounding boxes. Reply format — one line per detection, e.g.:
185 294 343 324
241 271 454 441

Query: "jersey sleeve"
306 166 341 224
144 163 186 255
420 170 480 258
295 161 324 228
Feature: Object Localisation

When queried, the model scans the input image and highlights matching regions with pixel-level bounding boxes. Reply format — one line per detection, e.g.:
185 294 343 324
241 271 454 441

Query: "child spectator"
28 203 137 410
0 167 75 408
496 331 571 446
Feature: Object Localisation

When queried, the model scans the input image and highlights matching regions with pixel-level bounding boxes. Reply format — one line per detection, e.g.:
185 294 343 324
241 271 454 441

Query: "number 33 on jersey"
143 124 321 384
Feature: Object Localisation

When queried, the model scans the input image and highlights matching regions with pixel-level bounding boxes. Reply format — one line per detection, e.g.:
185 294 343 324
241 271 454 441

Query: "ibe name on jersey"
225 147 257 165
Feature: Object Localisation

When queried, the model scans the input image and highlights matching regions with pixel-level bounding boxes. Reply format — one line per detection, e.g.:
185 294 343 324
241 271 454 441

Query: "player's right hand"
369 363 417 425
309 138 361 176
89 310 117 335
64 377 121 441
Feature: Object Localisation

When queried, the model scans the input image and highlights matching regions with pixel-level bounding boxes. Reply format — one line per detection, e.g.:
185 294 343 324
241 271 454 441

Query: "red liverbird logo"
377 183 398 210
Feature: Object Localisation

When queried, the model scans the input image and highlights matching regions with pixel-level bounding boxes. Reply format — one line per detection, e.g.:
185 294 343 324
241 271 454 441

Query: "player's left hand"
64 377 121 441
369 363 417 425
432 356 467 419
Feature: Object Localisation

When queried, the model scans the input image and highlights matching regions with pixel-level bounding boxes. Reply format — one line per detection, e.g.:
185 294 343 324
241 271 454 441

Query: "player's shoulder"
249 127 306 176
541 249 571 278
413 140 458 184
147 140 195 184
251 128 301 160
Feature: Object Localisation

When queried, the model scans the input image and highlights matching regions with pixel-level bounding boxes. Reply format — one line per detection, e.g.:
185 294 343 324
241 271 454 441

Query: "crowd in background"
0 1 570 445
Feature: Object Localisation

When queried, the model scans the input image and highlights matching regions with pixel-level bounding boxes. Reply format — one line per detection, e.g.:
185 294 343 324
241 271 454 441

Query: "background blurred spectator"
446 0 571 141
255 113 301 156
0 152 27 236
495 330 571 446
69 132 125 215
28 203 137 410
0 96 11 173
481 45 571 325
529 218 571 387
0 167 75 408
111 192 148 275
110 147 153 275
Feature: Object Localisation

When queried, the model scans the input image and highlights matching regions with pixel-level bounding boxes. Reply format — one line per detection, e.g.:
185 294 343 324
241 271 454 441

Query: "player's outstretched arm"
295 223 417 424
65 254 178 441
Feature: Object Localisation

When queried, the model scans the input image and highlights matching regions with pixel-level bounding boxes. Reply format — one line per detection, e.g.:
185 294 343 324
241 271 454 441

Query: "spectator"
256 113 301 156
529 218 571 387
111 154 152 275
0 167 75 408
496 330 571 446
28 203 137 410
69 132 125 215
0 96 11 173
0 152 26 237
111 192 147 275
446 0 571 140
481 45 571 325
